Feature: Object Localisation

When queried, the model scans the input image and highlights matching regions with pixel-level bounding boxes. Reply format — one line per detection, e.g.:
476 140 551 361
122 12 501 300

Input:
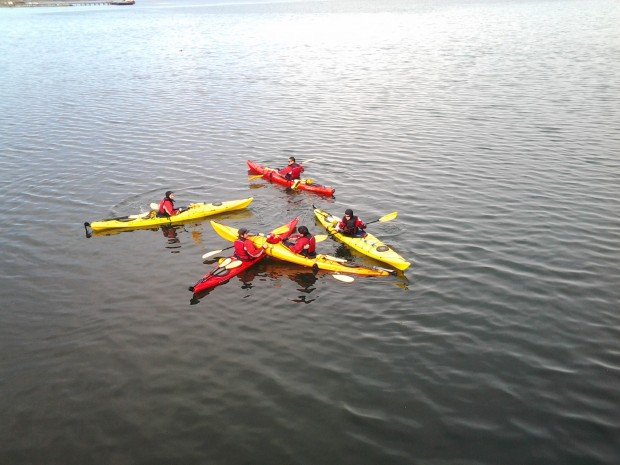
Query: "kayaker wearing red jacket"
158 191 181 217
337 209 367 237
278 157 304 181
234 228 265 261
285 226 316 257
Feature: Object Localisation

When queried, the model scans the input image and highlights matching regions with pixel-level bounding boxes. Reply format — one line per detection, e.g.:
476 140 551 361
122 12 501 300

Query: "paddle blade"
314 234 328 243
202 249 224 260
302 158 316 164
379 211 398 223
219 257 233 268
150 202 159 211
332 274 354 283
225 260 243 269
248 174 264 181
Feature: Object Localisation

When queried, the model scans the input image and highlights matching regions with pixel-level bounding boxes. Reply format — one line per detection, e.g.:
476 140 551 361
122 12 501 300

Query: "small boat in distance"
110 0 135 5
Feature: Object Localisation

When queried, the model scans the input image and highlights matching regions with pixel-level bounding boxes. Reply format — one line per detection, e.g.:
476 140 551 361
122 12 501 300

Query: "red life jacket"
159 198 176 216
290 163 304 180
279 163 304 180
234 238 262 261
341 215 361 235
234 239 251 261
290 234 316 256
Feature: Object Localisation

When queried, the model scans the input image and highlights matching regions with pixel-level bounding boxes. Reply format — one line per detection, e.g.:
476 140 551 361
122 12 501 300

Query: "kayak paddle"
332 274 354 283
202 245 234 260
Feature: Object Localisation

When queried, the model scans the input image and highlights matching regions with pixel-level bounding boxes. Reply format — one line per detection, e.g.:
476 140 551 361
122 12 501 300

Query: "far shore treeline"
1 0 135 5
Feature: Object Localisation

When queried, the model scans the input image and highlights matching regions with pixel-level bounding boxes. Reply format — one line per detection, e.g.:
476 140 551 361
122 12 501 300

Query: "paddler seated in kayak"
336 209 367 237
234 228 265 261
157 191 185 217
278 157 305 181
284 226 317 258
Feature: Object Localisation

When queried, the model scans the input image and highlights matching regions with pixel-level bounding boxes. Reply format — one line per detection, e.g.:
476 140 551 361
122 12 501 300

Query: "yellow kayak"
86 197 253 232
313 207 411 271
210 220 390 277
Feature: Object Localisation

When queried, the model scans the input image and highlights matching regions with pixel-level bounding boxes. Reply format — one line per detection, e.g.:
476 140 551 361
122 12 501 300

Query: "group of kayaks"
85 160 410 297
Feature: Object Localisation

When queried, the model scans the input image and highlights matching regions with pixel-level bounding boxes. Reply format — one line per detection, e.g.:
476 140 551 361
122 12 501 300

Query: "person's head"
288 157 296 165
165 190 175 200
297 226 309 236
344 209 353 219
238 227 249 239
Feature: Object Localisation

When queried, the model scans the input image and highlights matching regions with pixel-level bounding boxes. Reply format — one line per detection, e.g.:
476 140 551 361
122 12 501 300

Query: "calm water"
1 0 619 463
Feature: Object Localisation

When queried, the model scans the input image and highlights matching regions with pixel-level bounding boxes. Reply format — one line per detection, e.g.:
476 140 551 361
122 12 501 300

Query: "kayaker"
278 157 304 181
285 226 316 258
234 228 265 261
337 209 367 237
158 191 182 217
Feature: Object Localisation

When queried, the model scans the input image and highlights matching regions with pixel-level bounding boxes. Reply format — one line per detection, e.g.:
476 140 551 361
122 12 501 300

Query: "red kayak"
247 160 335 197
190 217 300 295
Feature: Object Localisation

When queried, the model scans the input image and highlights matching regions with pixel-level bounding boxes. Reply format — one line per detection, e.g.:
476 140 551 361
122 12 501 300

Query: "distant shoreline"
1 0 134 6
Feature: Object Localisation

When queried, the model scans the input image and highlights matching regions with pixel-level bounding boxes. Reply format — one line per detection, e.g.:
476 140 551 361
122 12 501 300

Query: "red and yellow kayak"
247 160 335 197
190 218 299 295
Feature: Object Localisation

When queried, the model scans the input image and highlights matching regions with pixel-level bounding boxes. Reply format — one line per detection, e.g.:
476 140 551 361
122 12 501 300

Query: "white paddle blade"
332 274 354 283
150 202 159 211
219 257 233 268
302 158 316 164
225 260 243 269
202 249 224 260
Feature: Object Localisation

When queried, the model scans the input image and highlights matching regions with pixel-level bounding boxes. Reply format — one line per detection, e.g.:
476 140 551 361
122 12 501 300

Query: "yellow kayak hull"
210 220 389 277
313 207 411 271
88 197 253 231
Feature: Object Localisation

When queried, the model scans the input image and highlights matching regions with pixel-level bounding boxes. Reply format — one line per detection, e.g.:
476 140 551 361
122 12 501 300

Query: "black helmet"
345 209 353 216
238 227 249 237
298 226 309 236
165 190 174 198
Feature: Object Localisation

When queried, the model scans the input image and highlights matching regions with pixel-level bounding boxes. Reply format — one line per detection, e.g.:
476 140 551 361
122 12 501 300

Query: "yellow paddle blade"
314 235 328 243
379 211 398 222
219 257 233 268
248 174 264 181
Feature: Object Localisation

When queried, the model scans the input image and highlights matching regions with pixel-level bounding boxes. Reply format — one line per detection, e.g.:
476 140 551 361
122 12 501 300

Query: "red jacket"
234 238 263 261
288 234 316 256
159 198 179 216
278 163 304 180
338 216 366 236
